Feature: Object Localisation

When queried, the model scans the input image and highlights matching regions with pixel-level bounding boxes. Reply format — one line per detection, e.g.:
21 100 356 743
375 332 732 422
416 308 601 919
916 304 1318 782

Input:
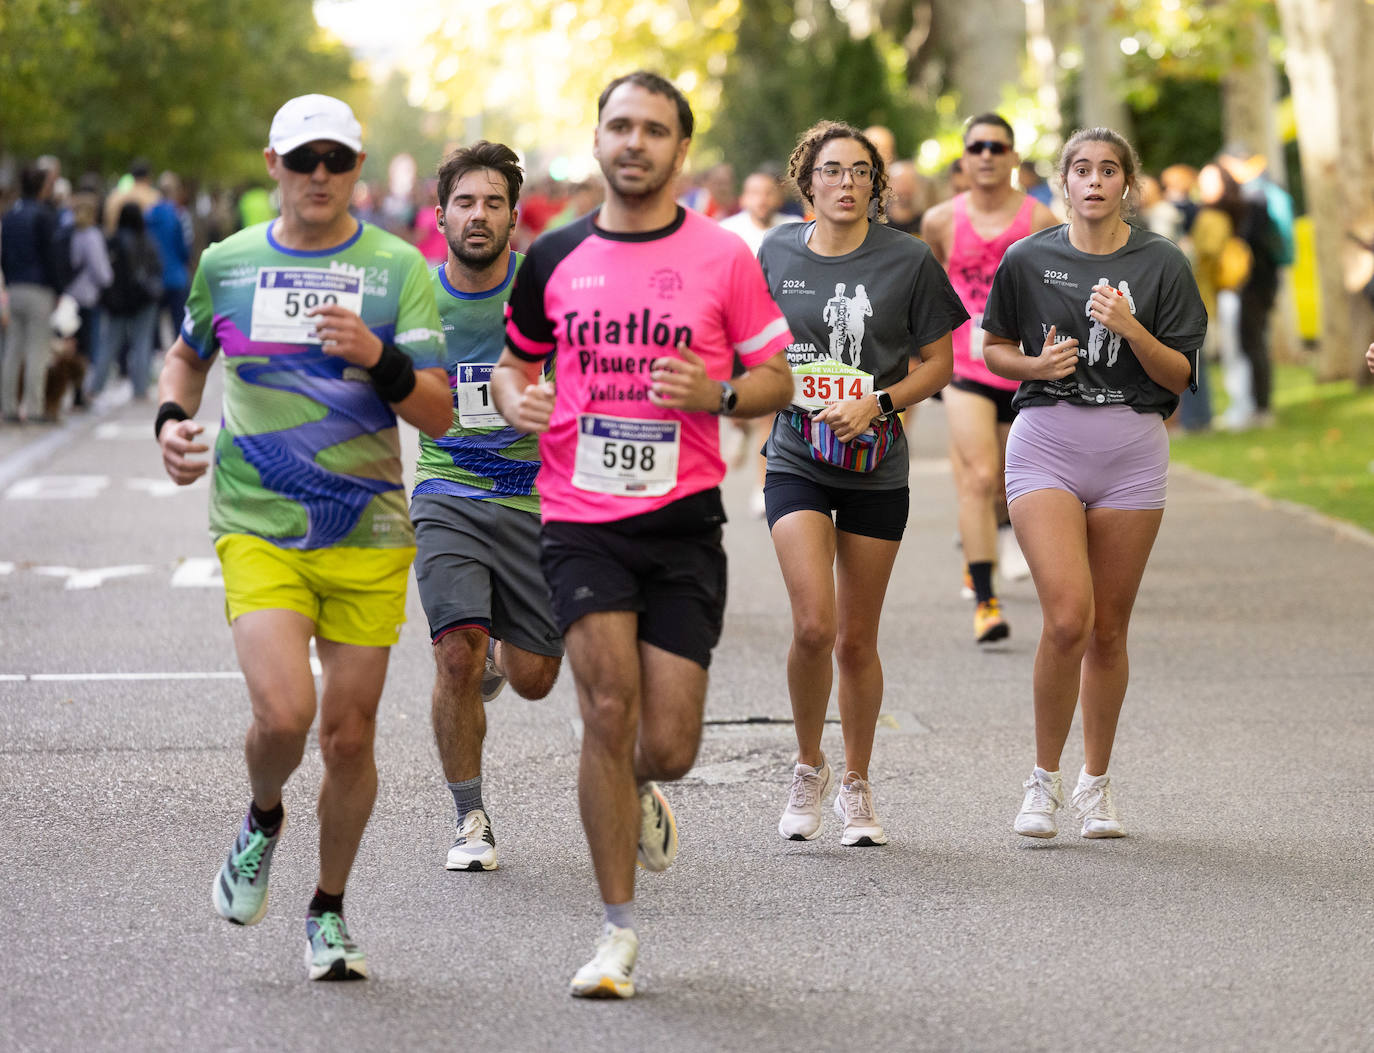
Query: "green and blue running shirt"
412 254 543 515
180 220 445 549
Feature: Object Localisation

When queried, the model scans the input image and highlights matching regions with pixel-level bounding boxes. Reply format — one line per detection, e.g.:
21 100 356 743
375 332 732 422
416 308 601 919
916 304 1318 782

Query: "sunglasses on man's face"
279 144 358 174
965 140 1011 157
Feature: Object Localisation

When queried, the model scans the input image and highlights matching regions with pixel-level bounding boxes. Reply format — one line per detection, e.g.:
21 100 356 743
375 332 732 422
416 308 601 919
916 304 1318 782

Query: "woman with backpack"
88 201 162 400
1193 163 1253 431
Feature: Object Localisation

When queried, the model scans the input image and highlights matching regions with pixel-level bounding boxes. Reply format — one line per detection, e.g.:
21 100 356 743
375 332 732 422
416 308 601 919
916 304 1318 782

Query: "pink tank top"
949 193 1036 390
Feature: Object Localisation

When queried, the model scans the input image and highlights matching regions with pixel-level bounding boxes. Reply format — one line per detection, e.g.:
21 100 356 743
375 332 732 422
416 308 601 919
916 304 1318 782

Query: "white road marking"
94 422 219 441
5 475 110 500
170 558 223 588
127 477 203 497
2 658 323 682
0 416 97 491
0 562 13 575
32 564 154 590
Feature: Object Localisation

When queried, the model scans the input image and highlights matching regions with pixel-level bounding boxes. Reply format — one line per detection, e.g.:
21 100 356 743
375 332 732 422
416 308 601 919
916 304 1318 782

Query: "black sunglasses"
965 140 1011 157
279 144 358 174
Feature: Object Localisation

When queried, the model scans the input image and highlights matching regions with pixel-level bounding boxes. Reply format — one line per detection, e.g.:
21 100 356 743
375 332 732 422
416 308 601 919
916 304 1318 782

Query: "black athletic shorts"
762 471 908 542
539 488 727 670
950 375 1018 424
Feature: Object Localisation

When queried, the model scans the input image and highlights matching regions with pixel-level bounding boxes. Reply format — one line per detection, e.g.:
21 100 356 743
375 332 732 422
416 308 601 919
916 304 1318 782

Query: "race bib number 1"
456 363 505 428
249 268 365 344
573 415 680 497
791 358 874 411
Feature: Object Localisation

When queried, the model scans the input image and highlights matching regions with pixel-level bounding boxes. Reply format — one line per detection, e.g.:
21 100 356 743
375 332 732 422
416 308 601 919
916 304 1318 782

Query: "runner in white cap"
155 93 450 981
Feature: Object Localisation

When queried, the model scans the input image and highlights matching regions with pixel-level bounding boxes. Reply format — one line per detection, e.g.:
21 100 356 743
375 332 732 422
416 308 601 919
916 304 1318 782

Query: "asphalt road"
2 376 1372 1052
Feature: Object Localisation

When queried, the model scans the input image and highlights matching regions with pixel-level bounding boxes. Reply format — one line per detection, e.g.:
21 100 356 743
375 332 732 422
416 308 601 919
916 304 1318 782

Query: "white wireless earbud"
1122 187 1129 199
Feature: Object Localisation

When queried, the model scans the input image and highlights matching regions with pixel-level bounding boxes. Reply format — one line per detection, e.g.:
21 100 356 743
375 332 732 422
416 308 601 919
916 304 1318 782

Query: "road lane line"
3 658 324 682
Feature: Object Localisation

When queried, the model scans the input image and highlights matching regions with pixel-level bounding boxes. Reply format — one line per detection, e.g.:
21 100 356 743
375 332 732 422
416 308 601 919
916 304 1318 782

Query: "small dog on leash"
42 336 86 422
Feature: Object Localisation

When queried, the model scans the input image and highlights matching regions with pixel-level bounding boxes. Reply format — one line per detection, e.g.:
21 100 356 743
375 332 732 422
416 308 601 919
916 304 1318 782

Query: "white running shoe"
636 782 678 872
778 759 833 840
445 808 498 871
833 772 887 846
749 486 767 519
998 525 1031 582
1072 769 1125 838
481 638 506 704
1014 767 1062 838
959 565 976 601
570 922 638 999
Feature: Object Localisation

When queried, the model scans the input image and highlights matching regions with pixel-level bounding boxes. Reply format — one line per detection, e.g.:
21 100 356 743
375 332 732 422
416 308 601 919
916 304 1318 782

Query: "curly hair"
785 120 889 223
1056 127 1141 220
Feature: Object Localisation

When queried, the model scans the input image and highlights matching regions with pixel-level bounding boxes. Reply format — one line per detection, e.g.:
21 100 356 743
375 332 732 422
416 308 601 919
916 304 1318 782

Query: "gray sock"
448 776 483 824
604 901 635 932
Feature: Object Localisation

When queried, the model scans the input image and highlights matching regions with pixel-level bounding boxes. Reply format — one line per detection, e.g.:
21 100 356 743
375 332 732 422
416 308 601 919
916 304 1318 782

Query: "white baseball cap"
268 94 363 155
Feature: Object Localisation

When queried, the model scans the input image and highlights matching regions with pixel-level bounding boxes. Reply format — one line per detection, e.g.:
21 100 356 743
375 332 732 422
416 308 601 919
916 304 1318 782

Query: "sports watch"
718 381 739 416
874 389 895 420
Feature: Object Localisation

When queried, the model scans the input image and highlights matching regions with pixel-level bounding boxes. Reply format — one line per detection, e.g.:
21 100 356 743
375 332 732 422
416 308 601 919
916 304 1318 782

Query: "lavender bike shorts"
1005 402 1169 511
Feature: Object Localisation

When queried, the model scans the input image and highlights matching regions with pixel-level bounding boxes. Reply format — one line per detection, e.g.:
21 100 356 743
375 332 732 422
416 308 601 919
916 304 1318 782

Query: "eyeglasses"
279 144 359 174
813 163 874 187
965 140 1011 157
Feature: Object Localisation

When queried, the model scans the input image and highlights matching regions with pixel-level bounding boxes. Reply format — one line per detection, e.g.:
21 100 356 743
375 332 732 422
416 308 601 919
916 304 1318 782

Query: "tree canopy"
0 0 354 183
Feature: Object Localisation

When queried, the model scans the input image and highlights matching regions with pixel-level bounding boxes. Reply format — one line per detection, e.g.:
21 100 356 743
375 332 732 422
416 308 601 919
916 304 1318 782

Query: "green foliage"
1114 0 1278 84
1171 364 1374 534
0 0 355 184
1127 77 1224 173
355 72 454 191
703 0 935 174
421 0 739 167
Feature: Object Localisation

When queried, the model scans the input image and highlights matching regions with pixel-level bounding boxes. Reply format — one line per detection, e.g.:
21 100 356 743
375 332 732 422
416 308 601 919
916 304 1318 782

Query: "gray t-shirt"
758 220 968 490
982 224 1207 418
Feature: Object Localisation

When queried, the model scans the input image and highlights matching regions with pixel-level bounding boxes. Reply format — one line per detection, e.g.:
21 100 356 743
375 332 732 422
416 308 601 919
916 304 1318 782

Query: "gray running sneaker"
636 782 678 872
305 911 368 981
211 812 283 926
778 759 833 840
446 808 498 871
481 637 507 704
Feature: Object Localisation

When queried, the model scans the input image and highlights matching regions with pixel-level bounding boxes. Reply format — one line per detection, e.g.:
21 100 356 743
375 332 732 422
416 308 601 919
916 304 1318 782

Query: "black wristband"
155 401 190 440
367 343 417 404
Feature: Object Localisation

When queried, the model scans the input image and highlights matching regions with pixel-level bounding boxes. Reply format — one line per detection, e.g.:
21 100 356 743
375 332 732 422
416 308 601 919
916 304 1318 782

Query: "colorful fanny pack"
783 409 902 473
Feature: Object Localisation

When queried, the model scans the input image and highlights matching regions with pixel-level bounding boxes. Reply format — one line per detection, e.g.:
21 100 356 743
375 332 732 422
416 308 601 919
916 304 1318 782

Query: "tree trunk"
932 0 1024 115
1024 0 1062 156
1075 3 1127 133
1276 0 1374 382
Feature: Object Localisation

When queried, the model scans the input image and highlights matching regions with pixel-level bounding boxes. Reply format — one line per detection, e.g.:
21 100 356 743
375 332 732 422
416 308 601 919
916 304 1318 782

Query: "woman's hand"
1088 283 1140 339
813 394 879 444
1034 325 1079 381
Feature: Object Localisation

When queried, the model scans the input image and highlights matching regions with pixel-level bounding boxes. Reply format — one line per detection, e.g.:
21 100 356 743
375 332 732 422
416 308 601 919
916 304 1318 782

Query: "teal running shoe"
305 911 369 981
211 812 282 926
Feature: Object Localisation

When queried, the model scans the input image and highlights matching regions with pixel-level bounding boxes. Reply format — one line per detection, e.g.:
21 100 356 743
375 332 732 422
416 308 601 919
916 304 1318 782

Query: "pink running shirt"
949 193 1036 390
505 207 791 524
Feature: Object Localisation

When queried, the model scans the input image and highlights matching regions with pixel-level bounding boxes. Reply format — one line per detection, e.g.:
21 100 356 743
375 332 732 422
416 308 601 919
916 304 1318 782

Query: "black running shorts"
539 488 727 669
950 375 1018 424
762 471 908 542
